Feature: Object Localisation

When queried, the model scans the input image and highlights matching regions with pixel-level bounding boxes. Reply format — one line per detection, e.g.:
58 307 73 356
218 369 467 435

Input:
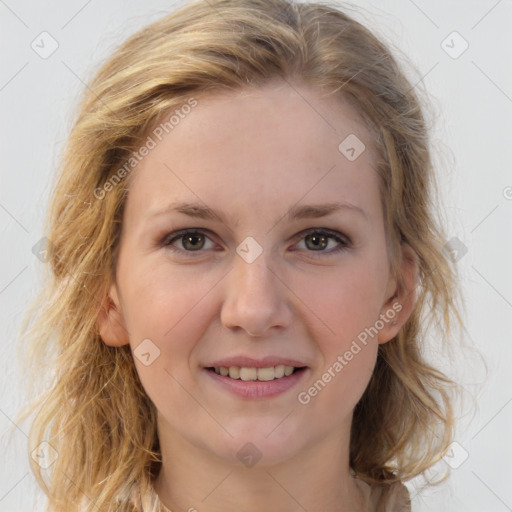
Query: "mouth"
203 362 309 399
206 365 307 381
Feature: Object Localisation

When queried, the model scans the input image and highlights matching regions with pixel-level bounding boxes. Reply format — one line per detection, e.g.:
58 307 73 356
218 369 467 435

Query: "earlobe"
96 284 130 347
377 242 419 344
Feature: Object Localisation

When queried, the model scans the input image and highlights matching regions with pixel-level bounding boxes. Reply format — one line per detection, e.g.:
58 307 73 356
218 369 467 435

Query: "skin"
97 79 418 512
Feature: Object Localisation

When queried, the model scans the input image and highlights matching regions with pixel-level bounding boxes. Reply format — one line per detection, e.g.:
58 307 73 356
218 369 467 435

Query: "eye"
293 228 351 256
163 229 216 255
162 228 351 257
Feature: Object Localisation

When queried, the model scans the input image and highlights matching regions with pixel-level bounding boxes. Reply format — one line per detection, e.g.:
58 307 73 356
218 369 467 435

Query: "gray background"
1 0 511 510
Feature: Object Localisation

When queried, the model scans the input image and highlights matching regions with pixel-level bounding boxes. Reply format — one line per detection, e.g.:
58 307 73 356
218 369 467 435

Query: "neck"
153 418 365 512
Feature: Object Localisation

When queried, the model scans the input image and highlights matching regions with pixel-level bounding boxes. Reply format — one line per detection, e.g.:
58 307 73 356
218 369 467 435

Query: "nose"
220 252 293 337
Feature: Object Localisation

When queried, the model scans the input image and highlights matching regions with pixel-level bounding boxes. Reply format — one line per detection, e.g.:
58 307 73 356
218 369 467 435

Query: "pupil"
184 233 203 250
308 234 327 250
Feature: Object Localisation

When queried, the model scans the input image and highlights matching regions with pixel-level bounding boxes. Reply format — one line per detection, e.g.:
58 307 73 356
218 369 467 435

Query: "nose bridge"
221 245 290 335
233 233 277 293
235 251 275 296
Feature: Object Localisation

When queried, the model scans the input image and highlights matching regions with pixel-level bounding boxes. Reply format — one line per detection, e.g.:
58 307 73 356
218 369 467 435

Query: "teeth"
274 365 285 378
240 367 257 381
213 365 298 381
257 367 275 381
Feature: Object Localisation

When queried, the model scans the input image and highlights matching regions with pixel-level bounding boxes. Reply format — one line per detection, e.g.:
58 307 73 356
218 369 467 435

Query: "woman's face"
101 80 405 467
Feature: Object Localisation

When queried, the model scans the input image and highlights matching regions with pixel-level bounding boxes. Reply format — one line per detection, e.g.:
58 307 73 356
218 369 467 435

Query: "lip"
203 366 309 399
206 356 307 368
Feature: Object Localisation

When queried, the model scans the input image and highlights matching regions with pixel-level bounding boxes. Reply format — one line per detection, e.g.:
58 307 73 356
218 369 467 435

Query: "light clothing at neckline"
124 474 412 512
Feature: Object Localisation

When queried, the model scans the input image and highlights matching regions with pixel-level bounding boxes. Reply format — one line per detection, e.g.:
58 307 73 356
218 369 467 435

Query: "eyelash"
161 228 351 258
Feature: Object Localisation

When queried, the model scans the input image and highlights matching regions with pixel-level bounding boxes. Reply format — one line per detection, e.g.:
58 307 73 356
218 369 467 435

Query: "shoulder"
354 478 411 512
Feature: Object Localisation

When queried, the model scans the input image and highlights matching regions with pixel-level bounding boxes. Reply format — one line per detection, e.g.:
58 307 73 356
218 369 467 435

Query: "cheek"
292 253 387 408
122 258 213 338
296 263 382 415
122 266 216 423
120 261 224 394
301 258 387 346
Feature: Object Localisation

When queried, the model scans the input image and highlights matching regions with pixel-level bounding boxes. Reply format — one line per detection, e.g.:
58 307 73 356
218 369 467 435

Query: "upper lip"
206 356 308 369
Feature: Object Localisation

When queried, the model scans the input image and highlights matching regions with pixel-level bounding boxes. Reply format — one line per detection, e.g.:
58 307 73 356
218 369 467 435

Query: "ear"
377 242 419 344
96 283 130 347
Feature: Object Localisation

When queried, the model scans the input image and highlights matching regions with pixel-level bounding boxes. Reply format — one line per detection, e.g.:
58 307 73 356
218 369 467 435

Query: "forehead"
124 80 382 230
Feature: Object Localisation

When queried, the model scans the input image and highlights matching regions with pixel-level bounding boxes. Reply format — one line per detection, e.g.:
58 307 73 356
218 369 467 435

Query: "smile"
204 366 308 399
210 365 303 381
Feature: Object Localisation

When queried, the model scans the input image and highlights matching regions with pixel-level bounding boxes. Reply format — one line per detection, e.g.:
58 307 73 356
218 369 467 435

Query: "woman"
17 0 464 510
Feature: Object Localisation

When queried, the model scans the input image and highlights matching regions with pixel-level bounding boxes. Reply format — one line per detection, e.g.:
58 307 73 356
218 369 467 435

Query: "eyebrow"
147 200 367 225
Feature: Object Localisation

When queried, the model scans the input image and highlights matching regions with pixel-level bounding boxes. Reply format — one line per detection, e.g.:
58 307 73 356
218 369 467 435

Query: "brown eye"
304 232 330 251
181 232 205 251
295 229 351 256
163 229 215 254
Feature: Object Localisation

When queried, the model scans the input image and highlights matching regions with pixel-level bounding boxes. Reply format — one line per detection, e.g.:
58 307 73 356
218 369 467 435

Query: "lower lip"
204 368 308 399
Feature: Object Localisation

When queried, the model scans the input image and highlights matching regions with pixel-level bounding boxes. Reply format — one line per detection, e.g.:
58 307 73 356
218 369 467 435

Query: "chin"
208 422 309 469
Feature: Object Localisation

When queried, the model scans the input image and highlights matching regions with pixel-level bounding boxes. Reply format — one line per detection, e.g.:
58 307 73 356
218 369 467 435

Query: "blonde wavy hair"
15 0 465 510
